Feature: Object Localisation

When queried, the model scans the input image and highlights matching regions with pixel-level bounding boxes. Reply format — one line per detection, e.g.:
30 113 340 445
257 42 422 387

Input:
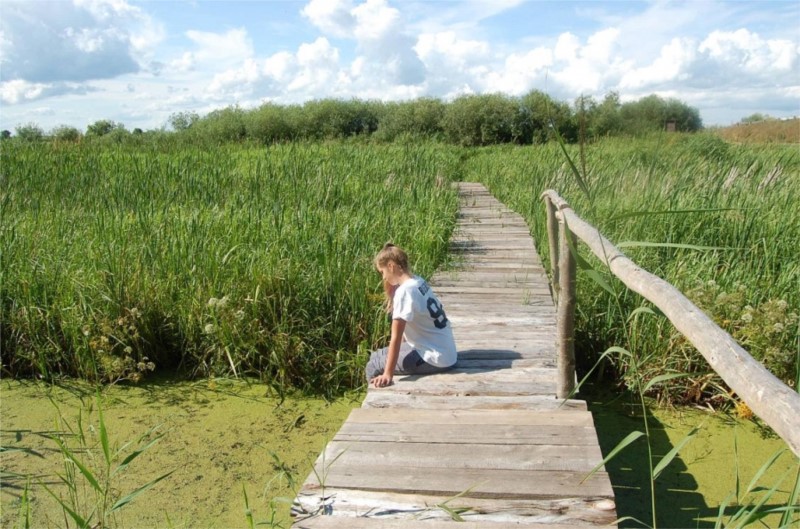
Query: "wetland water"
1 380 359 528
2 380 797 528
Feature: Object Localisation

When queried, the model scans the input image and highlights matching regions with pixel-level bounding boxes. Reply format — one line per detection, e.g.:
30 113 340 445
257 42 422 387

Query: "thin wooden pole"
556 216 577 399
544 195 560 303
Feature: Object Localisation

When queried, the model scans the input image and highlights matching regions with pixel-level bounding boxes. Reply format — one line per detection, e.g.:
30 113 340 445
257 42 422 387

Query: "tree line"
5 91 702 146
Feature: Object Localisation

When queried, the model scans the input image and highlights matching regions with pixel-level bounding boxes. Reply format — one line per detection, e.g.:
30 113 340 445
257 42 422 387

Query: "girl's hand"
370 373 393 388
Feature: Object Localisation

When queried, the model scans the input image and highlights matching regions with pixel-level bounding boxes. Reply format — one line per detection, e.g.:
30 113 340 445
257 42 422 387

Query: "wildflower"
204 323 216 334
218 296 229 308
735 400 753 420
129 308 141 318
776 300 788 310
773 323 784 333
235 309 245 320
207 297 219 308
741 313 753 323
124 346 133 354
82 326 91 337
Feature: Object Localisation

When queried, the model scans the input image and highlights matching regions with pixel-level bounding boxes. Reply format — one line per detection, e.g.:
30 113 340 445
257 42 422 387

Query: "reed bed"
1 141 459 395
464 133 800 404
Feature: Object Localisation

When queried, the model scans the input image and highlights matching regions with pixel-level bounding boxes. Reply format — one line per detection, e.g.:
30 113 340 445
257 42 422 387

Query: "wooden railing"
541 190 800 458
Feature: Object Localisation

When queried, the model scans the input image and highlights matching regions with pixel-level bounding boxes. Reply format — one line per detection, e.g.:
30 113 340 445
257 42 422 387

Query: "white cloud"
185 28 253 65
301 0 355 38
700 29 797 74
620 37 696 89
352 0 400 41
0 79 96 105
0 0 162 87
549 29 630 95
1 80 47 104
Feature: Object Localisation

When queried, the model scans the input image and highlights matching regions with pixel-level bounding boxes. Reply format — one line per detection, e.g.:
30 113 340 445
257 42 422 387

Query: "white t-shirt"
392 275 457 367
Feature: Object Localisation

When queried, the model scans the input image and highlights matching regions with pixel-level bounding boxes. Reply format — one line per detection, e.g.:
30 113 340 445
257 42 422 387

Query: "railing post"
556 215 577 399
544 196 560 303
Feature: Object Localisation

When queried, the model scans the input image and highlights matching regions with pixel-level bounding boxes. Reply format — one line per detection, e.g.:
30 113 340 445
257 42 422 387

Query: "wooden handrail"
541 189 800 458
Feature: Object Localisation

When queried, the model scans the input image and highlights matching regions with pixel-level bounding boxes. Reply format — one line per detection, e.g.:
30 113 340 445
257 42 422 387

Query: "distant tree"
620 94 701 134
376 98 445 141
245 103 296 143
51 125 82 142
518 90 573 144
192 106 247 142
87 119 124 137
1 130 11 140
133 127 143 135
169 111 200 131
15 123 45 142
589 92 623 138
740 113 772 124
442 93 520 146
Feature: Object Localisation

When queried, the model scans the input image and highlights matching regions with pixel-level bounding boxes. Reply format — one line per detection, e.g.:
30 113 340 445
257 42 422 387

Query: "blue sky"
1 0 798 132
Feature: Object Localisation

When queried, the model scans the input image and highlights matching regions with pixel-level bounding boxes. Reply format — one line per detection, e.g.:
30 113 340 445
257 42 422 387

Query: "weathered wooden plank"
361 393 586 411
334 423 598 445
375 378 556 396
300 465 614 500
456 348 554 360
455 357 555 369
293 489 616 526
453 343 555 356
345 408 594 425
297 489 614 529
294 516 590 529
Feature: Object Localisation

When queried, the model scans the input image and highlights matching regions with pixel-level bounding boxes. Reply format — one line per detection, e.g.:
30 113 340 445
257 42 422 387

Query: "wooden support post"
556 216 577 399
544 195 560 303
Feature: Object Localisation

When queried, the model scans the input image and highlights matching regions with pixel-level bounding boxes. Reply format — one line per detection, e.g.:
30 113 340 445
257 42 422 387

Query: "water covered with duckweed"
1 379 360 528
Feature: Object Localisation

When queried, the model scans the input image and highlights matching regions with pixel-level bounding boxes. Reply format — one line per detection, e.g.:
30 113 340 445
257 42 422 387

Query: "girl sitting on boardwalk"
366 243 457 388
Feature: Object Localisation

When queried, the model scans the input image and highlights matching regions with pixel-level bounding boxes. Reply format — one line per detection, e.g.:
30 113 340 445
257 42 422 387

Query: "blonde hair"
374 243 409 273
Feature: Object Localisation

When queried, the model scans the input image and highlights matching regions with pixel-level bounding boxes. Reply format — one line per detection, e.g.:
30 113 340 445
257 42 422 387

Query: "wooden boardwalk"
293 183 616 528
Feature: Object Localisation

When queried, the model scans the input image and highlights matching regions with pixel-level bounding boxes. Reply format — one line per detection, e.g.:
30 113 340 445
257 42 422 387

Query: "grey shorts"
365 342 452 381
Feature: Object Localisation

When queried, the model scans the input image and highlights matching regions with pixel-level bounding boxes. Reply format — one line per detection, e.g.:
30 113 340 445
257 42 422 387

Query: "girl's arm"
371 318 406 388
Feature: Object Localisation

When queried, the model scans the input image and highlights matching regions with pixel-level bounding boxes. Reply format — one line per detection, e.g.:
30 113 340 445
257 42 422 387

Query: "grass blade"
643 372 693 394
581 430 644 484
96 391 111 468
111 469 175 512
652 425 700 480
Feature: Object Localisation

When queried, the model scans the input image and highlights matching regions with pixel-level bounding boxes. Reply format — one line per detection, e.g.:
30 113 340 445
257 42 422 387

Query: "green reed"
1 141 459 395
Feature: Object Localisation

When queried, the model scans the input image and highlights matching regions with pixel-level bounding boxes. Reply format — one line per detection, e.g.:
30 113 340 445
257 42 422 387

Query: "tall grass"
464 133 800 403
1 141 459 395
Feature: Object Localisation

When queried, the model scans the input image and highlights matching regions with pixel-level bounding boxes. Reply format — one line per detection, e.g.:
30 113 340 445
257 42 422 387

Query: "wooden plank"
455 358 555 369
293 489 616 526
300 465 614 499
333 423 598 445
375 378 556 396
294 516 591 529
361 393 587 411
345 408 594 425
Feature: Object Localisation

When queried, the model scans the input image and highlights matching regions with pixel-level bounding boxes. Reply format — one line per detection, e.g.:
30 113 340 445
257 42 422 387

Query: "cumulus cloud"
699 29 796 75
0 0 162 89
1 79 97 105
205 37 341 101
620 37 696 89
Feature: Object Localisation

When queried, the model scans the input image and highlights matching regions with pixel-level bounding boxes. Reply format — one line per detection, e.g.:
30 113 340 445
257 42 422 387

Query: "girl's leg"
366 344 454 381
